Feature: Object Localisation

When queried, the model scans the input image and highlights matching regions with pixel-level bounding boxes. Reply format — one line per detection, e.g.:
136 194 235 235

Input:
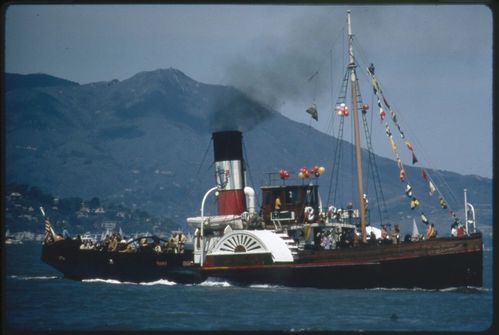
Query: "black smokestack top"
212 131 243 162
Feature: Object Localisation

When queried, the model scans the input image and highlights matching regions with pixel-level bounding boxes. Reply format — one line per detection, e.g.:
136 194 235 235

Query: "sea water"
4 241 493 331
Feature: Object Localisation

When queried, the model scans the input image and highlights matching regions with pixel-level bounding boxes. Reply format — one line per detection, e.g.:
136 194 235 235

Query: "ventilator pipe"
200 186 218 267
244 186 256 214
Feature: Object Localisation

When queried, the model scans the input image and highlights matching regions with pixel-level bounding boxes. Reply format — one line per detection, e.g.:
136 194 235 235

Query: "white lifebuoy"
304 206 315 222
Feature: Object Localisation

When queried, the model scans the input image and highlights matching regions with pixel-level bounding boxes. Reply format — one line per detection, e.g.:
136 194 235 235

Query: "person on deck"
274 197 281 211
274 196 282 219
179 233 187 253
451 223 458 237
457 224 466 237
391 224 400 244
381 224 388 240
166 237 174 253
108 236 118 251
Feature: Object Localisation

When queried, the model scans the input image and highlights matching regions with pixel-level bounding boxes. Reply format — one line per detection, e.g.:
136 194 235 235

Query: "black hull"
42 234 482 289
41 239 204 284
202 234 483 289
203 250 482 289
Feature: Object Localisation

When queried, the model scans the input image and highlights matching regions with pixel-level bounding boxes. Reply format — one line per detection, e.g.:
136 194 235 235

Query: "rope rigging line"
351 64 389 225
360 109 389 225
326 24 386 224
331 33 392 226
184 137 214 203
326 67 350 207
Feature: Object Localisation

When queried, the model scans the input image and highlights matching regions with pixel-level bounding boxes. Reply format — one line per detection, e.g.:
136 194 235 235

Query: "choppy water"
4 241 493 331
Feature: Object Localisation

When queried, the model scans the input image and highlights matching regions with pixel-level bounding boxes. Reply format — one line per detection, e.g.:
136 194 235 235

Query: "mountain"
5 73 79 92
4 69 492 236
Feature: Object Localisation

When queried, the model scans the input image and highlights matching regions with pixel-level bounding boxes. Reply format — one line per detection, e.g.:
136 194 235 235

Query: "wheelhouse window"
286 188 301 204
305 187 317 206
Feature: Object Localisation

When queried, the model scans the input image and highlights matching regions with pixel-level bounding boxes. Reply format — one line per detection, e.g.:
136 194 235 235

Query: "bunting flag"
391 111 397 123
390 137 397 153
429 180 436 195
383 96 391 109
410 197 420 209
397 124 405 139
368 69 418 160
439 197 448 209
399 168 406 182
422 168 429 182
411 152 418 164
405 141 418 164
397 158 403 171
421 212 429 225
405 184 413 197
385 125 392 137
397 158 406 181
379 108 385 121
368 67 458 225
371 78 378 94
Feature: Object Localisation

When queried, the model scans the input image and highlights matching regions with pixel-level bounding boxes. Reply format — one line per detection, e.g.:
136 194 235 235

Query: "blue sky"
5 4 492 178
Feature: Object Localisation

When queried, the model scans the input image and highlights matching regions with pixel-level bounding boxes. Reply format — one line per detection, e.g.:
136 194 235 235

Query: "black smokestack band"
213 131 243 162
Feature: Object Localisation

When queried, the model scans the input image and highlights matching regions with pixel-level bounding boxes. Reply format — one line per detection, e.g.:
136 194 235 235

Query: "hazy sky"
5 4 492 178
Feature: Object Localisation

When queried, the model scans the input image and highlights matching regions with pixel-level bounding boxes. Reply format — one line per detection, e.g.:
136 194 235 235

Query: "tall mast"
347 10 367 243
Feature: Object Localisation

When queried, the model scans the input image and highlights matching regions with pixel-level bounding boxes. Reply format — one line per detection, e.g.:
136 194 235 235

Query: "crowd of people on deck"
77 232 187 254
312 219 470 250
314 228 360 250
377 224 401 244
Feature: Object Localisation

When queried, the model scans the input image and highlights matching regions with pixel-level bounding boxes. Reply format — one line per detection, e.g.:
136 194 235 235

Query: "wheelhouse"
261 184 320 228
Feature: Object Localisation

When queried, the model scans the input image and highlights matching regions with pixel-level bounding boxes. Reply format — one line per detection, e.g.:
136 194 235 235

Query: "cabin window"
265 192 271 206
305 188 317 206
286 188 300 204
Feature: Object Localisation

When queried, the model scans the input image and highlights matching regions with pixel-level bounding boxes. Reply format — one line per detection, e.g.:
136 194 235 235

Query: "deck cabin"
260 181 361 250
261 183 320 228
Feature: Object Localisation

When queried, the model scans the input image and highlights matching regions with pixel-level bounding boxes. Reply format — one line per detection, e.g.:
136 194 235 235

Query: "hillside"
5 69 492 235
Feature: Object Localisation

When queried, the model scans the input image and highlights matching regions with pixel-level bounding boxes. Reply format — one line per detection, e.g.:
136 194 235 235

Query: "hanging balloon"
298 171 305 179
279 169 289 180
311 165 320 177
335 105 344 116
299 167 310 178
362 103 369 114
318 166 326 175
344 106 349 116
